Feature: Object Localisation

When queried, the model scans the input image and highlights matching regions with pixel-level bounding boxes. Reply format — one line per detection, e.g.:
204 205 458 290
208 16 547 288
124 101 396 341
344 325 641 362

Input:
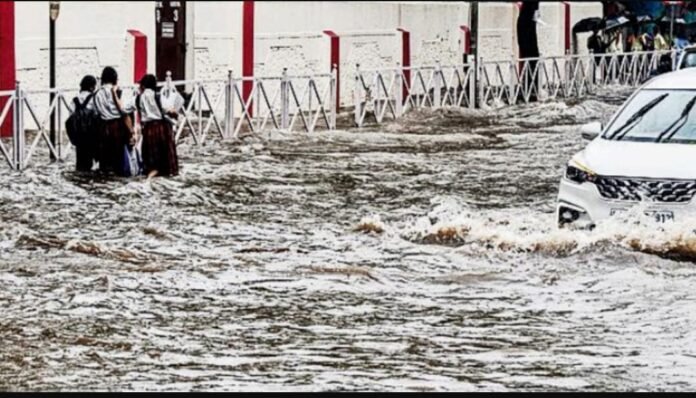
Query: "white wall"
15 1 155 90
569 1 604 56
249 2 472 106
12 0 602 94
478 2 517 62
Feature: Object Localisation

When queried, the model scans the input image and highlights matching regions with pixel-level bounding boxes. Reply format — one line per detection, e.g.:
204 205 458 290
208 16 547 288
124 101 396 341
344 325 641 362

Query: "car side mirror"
580 122 602 141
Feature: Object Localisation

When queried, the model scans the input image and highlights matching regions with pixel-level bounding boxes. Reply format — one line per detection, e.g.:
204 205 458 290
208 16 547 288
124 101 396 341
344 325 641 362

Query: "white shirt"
94 84 135 121
137 89 164 123
76 90 96 111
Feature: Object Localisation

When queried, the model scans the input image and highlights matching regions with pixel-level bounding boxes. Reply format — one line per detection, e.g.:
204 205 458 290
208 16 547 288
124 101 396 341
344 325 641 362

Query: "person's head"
138 74 158 92
100 66 118 86
79 75 97 93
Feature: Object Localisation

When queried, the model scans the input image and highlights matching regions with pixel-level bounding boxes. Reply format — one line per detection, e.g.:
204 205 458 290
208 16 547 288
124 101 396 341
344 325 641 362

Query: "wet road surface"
2 87 696 391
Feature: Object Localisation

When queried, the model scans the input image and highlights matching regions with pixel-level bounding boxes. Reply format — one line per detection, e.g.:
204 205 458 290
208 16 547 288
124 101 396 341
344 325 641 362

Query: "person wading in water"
135 74 180 178
517 0 540 103
69 75 99 172
93 67 136 176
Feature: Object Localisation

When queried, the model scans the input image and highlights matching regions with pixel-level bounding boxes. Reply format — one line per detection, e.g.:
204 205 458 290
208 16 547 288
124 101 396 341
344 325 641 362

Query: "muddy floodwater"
2 87 696 391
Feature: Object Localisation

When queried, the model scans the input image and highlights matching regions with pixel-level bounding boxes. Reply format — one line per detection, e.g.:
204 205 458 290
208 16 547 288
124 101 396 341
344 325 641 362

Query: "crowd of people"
588 24 693 56
67 67 180 178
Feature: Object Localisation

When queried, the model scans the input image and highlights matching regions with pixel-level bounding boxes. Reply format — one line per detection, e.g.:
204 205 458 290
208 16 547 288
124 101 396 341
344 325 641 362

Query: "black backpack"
65 93 98 147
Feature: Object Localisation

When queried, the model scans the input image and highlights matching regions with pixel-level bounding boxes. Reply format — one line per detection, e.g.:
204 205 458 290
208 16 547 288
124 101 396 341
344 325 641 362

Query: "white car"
677 45 696 70
557 68 696 228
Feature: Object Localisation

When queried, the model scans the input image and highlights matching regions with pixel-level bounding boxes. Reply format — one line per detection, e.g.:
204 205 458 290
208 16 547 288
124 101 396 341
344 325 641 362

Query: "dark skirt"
75 131 97 172
98 118 130 175
141 120 179 177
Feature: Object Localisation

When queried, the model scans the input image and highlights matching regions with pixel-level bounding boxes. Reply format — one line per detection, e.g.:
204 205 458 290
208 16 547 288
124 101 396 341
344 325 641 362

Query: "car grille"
596 177 696 203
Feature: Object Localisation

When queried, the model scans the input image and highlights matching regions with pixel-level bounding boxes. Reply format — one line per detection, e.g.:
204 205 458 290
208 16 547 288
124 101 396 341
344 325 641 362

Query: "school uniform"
94 84 134 175
137 89 179 177
73 90 97 171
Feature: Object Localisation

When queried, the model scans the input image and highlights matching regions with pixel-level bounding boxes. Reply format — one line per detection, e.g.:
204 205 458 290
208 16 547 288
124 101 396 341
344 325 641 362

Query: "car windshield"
603 89 696 143
682 53 696 69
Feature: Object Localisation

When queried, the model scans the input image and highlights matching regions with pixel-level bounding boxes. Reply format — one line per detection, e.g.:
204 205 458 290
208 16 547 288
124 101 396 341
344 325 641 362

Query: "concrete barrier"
124 30 147 84
0 1 15 137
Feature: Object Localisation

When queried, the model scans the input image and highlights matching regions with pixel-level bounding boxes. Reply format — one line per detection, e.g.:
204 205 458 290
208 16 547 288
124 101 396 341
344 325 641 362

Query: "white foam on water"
2 92 696 391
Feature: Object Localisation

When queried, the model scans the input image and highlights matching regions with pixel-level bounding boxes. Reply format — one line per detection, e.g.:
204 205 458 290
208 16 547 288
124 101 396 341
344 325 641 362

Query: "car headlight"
565 162 597 184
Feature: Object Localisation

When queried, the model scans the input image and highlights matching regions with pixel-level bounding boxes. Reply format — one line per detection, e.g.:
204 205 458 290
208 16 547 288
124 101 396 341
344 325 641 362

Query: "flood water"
2 87 696 391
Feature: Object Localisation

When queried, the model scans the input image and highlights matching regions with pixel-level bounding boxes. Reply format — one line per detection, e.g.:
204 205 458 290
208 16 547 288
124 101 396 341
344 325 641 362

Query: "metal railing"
0 49 681 170
354 49 678 127
353 62 476 126
0 68 338 170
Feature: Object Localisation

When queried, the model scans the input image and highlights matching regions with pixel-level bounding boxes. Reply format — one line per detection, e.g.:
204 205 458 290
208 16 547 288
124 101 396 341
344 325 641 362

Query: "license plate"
645 210 674 223
610 208 675 223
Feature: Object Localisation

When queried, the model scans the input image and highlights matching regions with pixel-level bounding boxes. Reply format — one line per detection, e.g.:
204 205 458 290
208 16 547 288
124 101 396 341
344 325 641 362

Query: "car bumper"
556 178 696 226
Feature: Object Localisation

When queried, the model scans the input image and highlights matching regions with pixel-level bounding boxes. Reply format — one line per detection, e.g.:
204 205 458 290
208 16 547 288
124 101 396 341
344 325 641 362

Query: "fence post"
56 92 62 160
231 70 237 138
564 52 571 97
395 62 403 117
196 82 203 139
354 63 361 127
433 60 442 108
280 67 289 131
255 75 261 131
477 56 484 108
12 81 22 170
509 61 517 105
374 70 382 121
587 50 594 96
165 70 173 92
330 63 337 130
468 59 475 109
224 69 233 139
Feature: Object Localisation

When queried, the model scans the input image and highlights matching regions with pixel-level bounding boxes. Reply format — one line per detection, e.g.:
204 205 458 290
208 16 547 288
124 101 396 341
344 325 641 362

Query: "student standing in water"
93 66 135 176
72 75 98 172
136 74 179 178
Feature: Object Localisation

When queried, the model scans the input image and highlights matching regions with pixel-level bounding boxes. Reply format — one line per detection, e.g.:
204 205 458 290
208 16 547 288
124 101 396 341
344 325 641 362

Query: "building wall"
15 1 155 90
569 1 605 56
10 1 602 97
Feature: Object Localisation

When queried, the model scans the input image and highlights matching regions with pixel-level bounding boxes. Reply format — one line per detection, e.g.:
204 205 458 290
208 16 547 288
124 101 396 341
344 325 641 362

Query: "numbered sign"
156 1 187 83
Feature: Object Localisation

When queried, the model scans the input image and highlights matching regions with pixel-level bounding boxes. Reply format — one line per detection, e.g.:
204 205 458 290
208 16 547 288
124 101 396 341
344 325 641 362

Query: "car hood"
575 138 696 179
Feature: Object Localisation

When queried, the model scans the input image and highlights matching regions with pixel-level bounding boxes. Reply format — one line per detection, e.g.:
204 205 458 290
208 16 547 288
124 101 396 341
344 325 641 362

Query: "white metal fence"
354 50 677 126
353 62 476 126
0 49 681 170
0 68 337 171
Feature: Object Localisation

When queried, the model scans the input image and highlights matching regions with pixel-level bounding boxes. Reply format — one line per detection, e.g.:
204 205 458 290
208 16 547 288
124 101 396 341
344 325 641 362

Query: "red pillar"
460 25 471 56
397 28 410 104
0 1 16 137
242 0 254 115
323 30 339 112
127 30 148 83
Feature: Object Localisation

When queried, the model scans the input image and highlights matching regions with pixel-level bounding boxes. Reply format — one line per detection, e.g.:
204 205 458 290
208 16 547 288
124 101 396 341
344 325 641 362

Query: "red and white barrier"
398 28 410 104
0 1 15 138
460 25 471 57
563 2 571 54
242 0 254 113
323 30 340 112
124 29 147 84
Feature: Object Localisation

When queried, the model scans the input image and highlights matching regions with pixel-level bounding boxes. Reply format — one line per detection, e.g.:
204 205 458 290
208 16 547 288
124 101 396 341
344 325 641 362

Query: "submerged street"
2 87 696 391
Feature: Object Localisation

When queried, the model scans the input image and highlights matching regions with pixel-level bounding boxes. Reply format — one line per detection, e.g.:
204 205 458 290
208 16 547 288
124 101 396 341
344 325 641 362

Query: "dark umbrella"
657 15 685 24
604 16 630 31
636 15 654 24
572 17 603 34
